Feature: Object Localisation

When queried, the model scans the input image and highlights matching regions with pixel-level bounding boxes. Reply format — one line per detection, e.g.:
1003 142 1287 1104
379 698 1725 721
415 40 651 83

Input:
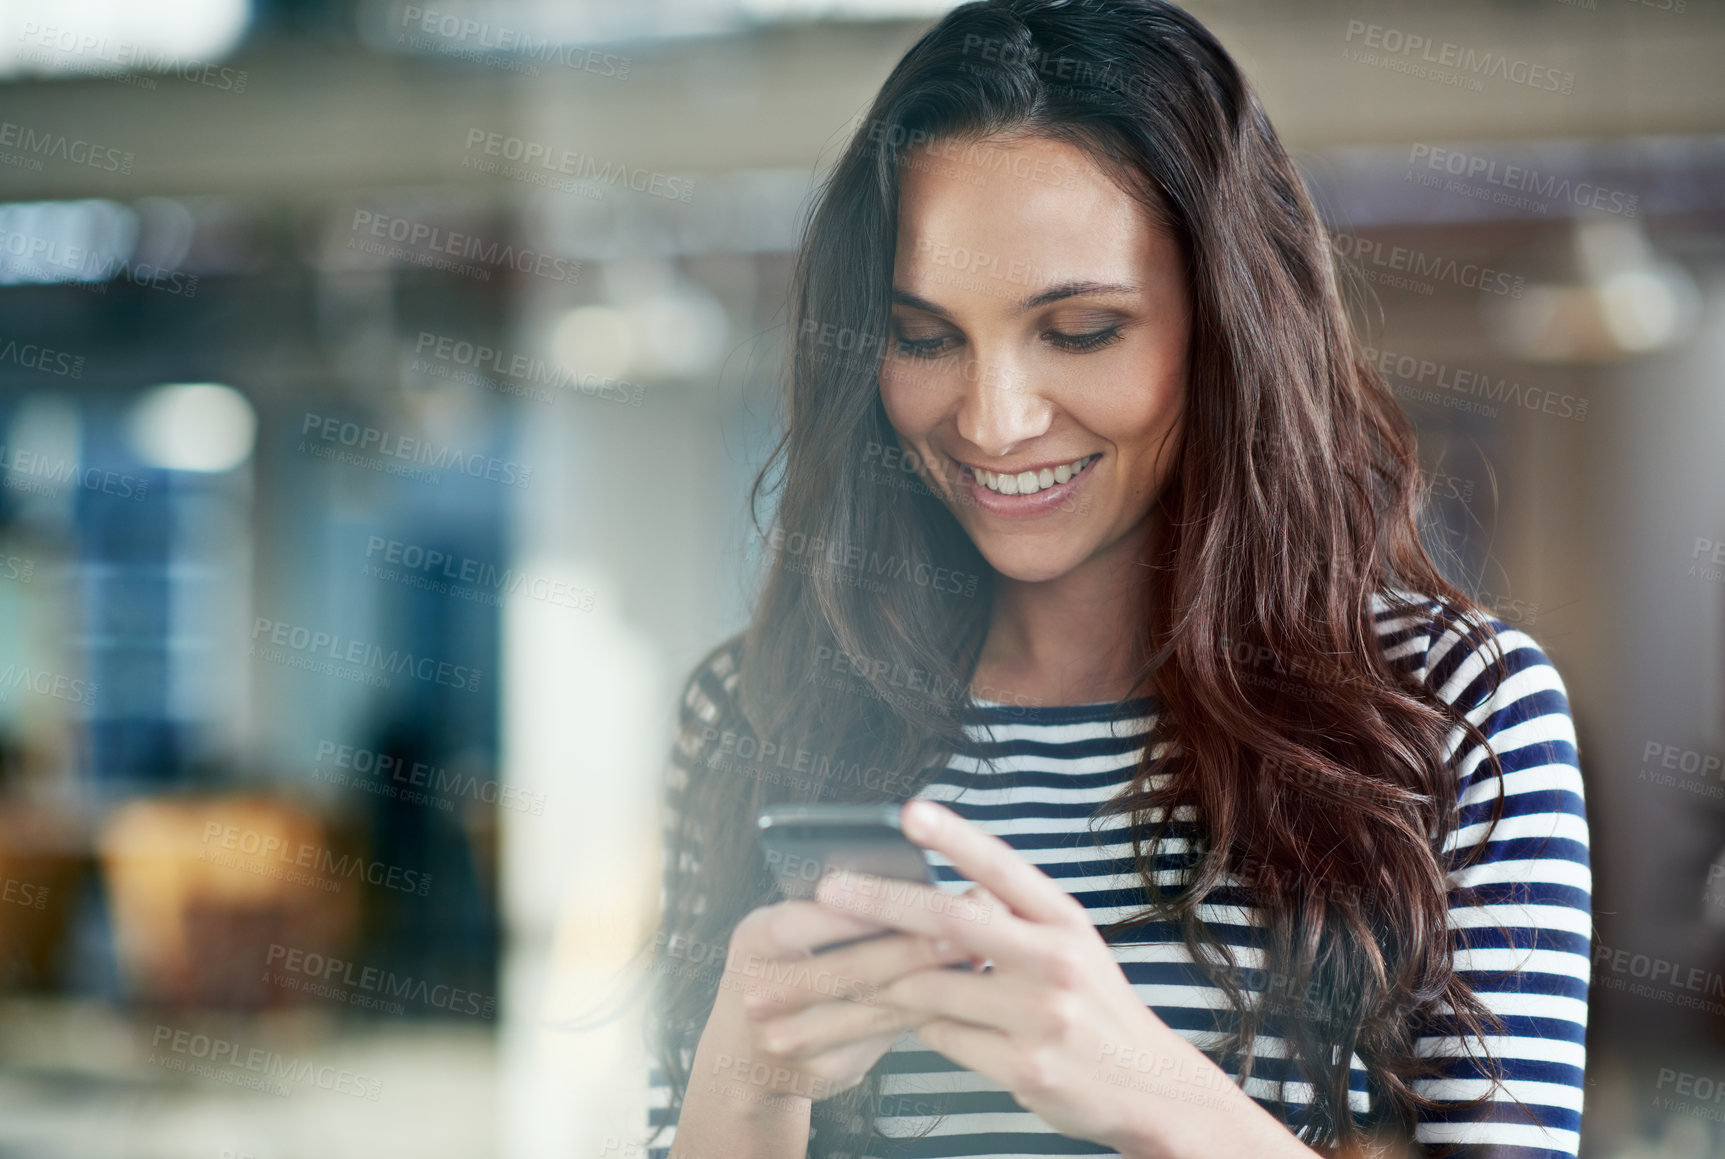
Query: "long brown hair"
645 1 1510 1154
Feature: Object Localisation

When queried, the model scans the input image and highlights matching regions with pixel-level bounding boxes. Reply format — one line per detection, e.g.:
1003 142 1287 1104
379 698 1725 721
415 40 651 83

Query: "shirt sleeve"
1408 606 1592 1158
646 640 743 1159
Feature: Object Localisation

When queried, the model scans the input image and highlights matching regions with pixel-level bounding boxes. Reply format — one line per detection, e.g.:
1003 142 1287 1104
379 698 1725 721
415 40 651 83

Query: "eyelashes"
891 326 1124 359
893 334 954 359
1046 326 1123 353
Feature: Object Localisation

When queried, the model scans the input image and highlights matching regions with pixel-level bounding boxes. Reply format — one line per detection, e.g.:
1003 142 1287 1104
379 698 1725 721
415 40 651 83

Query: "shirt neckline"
963 692 1160 722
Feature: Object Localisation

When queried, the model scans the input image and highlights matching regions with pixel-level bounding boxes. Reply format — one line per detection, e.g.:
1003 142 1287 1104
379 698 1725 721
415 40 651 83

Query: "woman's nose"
952 353 1054 460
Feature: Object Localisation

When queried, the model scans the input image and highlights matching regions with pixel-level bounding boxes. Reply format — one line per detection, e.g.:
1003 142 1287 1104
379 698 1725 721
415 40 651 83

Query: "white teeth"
970 454 1095 496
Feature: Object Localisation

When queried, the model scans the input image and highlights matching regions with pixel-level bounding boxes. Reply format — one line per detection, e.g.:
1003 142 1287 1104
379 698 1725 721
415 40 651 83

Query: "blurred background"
0 0 1719 1156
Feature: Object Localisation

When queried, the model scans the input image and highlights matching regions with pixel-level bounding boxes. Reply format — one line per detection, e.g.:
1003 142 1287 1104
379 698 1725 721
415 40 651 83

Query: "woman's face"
879 134 1190 584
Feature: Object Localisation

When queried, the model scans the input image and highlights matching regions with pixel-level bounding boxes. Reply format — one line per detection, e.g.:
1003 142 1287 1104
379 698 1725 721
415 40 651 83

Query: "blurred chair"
0 807 87 991
98 796 359 1007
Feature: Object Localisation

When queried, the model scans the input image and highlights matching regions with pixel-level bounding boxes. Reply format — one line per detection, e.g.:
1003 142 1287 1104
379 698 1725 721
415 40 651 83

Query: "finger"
741 933 972 1019
757 992 926 1061
899 799 1086 926
788 1029 901 1096
745 899 889 960
913 1017 1014 1088
876 959 1039 1036
814 870 1032 964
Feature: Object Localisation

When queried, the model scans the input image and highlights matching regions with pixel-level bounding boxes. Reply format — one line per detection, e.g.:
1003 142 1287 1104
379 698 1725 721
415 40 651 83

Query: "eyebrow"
890 280 1139 317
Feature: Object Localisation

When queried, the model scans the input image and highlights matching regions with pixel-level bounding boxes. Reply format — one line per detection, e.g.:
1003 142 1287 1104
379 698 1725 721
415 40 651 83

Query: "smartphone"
756 802 939 901
756 802 977 967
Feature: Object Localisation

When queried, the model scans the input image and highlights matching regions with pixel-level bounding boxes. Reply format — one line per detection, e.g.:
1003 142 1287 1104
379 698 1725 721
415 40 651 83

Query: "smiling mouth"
959 454 1100 497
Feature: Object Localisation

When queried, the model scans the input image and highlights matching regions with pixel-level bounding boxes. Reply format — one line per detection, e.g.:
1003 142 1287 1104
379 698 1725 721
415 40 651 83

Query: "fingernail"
904 799 937 837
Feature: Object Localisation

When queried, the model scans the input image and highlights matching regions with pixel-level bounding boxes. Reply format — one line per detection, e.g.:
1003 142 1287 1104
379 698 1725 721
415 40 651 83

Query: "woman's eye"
893 333 954 359
1045 326 1123 353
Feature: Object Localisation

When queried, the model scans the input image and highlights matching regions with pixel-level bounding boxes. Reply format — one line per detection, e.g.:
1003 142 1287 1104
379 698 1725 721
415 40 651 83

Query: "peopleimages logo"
349 211 581 284
0 663 97 707
0 226 199 296
1406 144 1638 218
363 535 596 613
1331 233 1525 298
399 7 631 79
0 443 148 501
694 725 922 797
2 877 48 909
1362 344 1588 422
412 332 642 407
1340 21 1576 95
766 527 980 597
15 22 248 92
200 820 433 897
149 1025 381 1100
315 739 548 816
299 412 534 487
0 336 85 378
264 943 496 1018
250 616 483 693
461 129 693 203
1691 537 1725 586
1593 942 1725 1016
0 120 135 172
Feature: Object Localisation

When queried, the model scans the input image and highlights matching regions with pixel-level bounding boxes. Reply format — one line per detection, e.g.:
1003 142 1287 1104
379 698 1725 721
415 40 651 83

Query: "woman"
642 1 1590 1157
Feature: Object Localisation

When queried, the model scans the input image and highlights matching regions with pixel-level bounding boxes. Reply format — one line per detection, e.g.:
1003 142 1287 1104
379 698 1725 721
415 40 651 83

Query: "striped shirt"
648 592 1591 1158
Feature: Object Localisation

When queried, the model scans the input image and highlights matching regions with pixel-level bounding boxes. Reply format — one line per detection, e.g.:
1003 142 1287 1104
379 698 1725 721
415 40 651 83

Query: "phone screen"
756 802 938 901
756 803 977 966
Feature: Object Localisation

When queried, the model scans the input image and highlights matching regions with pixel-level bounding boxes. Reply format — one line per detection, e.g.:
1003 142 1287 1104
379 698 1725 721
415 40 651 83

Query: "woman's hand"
689 892 974 1116
810 799 1312 1159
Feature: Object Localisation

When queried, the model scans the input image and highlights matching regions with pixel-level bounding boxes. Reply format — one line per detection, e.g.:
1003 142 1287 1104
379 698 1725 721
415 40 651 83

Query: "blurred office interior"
0 0 1721 1155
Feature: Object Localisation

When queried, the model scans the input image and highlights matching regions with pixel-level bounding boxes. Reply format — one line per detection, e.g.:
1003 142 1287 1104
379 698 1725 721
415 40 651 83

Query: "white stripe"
1452 991 1591 1025
1415 1033 1587 1068
1447 856 1592 894
1410 1075 1586 1112
1447 807 1589 853
1446 901 1594 938
911 805 1198 835
916 779 1152 805
941 750 1150 777
1416 1121 1579 1152
1453 758 1579 808
1455 714 1577 781
962 718 1163 745
875 1108 1050 1135
1450 946 1591 979
1113 942 1262 966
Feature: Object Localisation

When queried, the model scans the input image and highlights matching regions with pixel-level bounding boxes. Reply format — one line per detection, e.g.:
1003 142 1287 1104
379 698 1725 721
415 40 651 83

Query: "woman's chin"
973 543 1090 585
